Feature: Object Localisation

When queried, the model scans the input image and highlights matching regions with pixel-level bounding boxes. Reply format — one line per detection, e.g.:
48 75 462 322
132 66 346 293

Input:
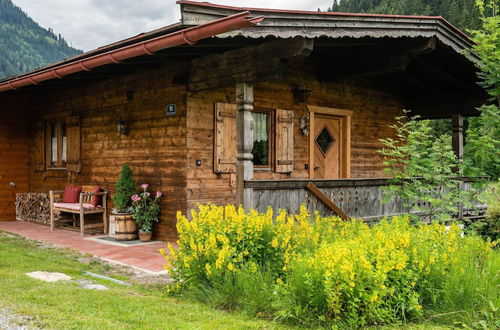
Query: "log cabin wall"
25 62 188 241
0 94 29 220
186 58 403 210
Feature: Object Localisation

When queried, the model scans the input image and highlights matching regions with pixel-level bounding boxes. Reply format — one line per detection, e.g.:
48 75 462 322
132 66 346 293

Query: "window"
35 116 80 172
252 109 273 168
48 120 67 168
315 125 335 155
213 103 293 174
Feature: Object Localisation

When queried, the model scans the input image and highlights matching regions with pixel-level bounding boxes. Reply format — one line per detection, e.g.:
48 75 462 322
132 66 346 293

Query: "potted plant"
131 184 162 242
111 165 137 241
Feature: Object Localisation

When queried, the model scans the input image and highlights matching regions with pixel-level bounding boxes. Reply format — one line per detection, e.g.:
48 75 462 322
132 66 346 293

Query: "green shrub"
111 164 136 213
163 204 498 328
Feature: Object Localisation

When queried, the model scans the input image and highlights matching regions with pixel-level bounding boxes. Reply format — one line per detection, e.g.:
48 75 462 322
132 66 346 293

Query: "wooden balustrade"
246 178 486 221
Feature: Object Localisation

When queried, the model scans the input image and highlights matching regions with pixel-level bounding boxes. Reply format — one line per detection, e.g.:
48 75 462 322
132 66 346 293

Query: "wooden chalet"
0 1 487 240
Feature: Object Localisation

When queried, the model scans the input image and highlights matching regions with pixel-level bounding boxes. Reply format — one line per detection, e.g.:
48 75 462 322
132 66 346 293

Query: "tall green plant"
112 164 136 213
378 113 464 222
463 0 500 181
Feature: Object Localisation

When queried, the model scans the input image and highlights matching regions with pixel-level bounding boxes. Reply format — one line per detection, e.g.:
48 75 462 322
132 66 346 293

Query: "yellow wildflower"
271 238 279 248
205 263 212 275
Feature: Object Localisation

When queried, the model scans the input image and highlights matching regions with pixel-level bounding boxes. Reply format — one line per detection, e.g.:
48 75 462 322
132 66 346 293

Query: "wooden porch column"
452 114 464 162
236 83 254 210
452 113 464 220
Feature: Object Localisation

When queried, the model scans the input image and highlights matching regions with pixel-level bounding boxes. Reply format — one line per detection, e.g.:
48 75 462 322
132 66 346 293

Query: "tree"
379 113 463 222
463 0 500 181
112 165 136 213
328 0 483 30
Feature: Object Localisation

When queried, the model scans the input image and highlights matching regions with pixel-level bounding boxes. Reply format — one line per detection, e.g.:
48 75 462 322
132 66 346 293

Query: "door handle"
9 182 16 187
314 166 320 171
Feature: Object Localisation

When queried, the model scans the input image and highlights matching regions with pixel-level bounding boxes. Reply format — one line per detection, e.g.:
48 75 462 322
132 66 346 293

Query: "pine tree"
328 0 484 30
0 0 81 78
112 165 137 213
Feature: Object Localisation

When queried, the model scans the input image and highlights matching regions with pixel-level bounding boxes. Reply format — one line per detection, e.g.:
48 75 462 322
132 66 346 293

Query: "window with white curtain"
252 110 272 167
48 120 67 168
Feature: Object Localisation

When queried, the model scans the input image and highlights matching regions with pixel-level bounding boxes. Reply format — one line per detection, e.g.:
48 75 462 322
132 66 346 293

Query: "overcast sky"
11 0 332 51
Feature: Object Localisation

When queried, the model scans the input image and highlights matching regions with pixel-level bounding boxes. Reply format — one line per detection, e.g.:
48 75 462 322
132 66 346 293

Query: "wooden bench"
49 186 108 236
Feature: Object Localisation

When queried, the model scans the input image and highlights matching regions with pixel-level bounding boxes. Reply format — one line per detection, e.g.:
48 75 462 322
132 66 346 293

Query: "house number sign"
166 104 176 116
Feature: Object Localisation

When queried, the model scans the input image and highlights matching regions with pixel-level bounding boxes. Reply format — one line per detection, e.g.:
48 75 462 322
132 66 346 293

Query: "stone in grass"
77 279 109 291
26 271 72 282
81 283 109 291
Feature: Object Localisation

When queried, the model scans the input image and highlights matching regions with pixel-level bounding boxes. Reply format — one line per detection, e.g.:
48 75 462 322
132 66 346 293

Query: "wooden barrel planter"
114 214 137 241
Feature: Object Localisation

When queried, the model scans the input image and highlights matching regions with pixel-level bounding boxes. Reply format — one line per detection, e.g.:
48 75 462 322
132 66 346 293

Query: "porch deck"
0 220 167 274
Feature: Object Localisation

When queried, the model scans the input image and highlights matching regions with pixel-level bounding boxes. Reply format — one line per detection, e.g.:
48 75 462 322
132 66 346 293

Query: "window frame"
252 108 275 171
46 119 67 169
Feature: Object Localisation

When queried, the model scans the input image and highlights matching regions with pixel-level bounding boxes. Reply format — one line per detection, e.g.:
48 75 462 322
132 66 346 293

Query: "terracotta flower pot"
139 231 152 242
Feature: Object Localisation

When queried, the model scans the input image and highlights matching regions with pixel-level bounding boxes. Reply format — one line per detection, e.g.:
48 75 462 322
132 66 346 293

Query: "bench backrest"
81 185 105 204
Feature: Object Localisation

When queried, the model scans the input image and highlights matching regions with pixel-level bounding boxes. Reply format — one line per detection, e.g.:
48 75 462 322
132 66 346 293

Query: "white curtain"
253 112 268 142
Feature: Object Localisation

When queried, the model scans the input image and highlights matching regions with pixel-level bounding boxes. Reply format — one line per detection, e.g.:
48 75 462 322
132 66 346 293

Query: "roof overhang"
0 10 263 92
178 1 477 61
0 1 487 119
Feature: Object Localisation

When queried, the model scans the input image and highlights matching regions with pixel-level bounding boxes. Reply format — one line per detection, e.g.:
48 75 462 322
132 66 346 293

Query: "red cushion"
62 185 82 203
91 186 101 207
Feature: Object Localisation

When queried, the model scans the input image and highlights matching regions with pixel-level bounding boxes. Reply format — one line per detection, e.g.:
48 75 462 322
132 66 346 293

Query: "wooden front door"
313 115 342 179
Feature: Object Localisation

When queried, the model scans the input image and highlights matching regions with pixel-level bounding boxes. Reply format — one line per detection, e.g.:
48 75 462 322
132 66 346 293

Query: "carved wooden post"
452 114 463 162
236 83 254 210
452 113 464 220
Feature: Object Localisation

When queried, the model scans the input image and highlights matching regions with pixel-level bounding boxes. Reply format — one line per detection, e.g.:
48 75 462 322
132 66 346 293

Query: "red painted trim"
141 43 155 55
79 61 91 71
177 0 471 40
108 53 120 64
52 70 63 78
0 11 261 92
182 31 197 45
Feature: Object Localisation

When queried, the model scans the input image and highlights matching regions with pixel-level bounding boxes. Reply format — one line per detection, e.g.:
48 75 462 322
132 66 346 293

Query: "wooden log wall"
0 94 29 220
186 58 403 211
24 62 188 241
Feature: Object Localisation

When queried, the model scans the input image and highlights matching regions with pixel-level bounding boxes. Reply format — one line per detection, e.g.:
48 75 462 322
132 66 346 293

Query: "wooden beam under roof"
188 37 314 92
316 37 436 80
406 90 487 118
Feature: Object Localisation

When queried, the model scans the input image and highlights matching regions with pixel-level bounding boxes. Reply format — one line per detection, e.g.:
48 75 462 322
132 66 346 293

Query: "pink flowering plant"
131 184 162 232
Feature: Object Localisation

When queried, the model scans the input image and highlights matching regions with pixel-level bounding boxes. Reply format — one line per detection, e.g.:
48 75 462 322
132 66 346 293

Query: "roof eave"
0 12 263 92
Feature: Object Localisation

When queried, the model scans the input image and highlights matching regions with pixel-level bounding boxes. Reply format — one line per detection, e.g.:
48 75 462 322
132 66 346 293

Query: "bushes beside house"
162 204 499 328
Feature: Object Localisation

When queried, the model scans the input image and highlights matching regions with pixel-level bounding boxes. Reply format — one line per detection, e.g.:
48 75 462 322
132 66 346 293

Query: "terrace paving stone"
0 220 168 274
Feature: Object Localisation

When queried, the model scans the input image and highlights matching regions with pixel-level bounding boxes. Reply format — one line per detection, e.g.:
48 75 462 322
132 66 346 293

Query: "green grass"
0 231 290 329
1 231 495 330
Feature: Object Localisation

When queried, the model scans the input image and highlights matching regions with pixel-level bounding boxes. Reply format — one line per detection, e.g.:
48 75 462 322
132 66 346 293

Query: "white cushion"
53 202 100 210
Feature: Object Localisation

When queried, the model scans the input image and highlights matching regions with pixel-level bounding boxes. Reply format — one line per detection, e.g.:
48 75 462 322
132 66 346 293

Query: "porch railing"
245 178 486 222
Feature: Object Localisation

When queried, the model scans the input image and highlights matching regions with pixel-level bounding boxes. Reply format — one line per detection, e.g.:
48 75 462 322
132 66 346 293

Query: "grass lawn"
0 231 291 329
0 230 469 329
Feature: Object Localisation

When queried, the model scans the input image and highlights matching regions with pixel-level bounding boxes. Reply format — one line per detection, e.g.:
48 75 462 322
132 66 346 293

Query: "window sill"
254 167 272 171
47 167 67 171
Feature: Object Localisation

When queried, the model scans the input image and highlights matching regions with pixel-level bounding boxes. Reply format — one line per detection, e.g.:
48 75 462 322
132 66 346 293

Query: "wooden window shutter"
66 116 81 172
214 103 237 173
275 109 294 173
34 120 45 171
45 122 52 168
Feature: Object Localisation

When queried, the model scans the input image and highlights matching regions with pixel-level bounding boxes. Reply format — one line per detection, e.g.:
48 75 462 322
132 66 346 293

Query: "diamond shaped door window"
316 126 335 155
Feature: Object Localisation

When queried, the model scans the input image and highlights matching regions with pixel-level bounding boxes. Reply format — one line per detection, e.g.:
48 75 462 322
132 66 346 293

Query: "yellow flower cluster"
164 204 285 278
163 203 495 325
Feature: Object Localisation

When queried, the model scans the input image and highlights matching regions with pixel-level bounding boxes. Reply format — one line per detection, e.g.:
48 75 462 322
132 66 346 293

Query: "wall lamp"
116 119 128 136
291 84 312 104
